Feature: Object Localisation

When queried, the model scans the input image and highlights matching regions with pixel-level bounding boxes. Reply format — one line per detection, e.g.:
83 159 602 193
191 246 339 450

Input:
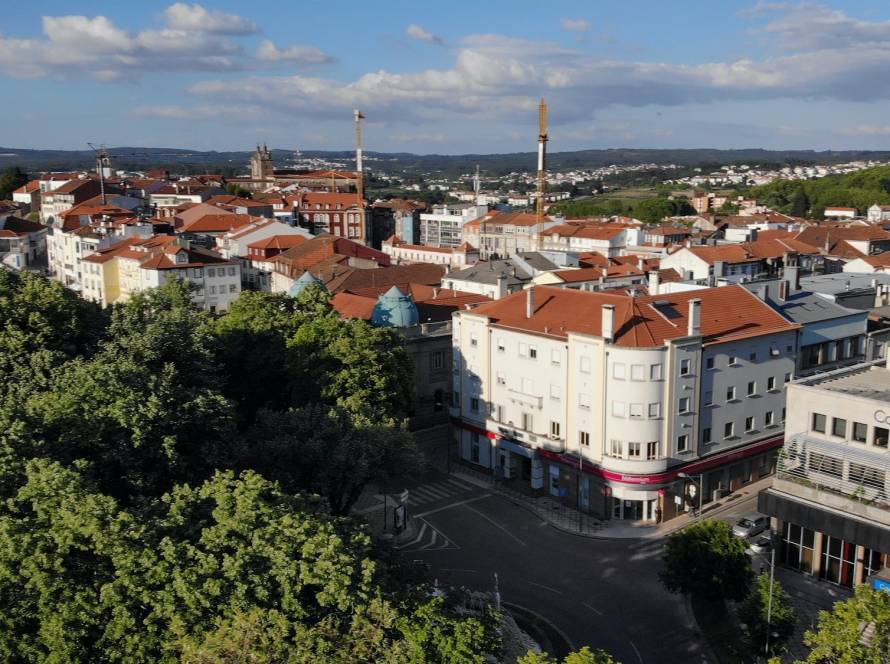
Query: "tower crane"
87 142 111 205
536 98 548 248
354 109 366 243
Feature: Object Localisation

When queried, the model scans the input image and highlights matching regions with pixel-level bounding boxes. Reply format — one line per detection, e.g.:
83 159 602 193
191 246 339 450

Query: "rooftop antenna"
354 109 365 242
536 98 548 249
87 142 110 205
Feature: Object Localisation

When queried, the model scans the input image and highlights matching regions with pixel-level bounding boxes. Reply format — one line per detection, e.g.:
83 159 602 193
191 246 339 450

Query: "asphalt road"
392 468 764 664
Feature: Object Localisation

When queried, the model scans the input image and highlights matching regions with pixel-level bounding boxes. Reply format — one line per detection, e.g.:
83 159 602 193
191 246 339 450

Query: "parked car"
732 514 769 538
748 534 773 555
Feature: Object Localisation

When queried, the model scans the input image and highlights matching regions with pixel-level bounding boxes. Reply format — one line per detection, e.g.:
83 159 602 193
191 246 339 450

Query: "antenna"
354 109 365 243
87 142 110 205
536 98 548 248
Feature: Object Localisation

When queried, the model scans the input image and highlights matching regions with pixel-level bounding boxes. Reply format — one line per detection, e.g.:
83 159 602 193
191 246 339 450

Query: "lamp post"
677 472 704 521
764 545 776 657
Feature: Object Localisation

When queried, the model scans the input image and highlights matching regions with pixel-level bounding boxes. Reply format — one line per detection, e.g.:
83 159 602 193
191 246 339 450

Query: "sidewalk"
453 466 774 540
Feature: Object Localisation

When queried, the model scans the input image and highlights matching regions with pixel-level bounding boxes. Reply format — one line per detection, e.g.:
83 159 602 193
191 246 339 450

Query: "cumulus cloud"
406 24 445 45
0 4 332 79
757 2 890 50
841 124 890 136
560 18 591 32
163 3 259 35
256 40 335 64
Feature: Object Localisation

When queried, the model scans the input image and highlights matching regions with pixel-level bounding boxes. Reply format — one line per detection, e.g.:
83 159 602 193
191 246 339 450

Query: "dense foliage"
800 585 890 663
749 164 890 218
518 646 621 663
737 573 796 655
0 166 28 201
0 274 499 662
659 519 753 602
551 195 695 223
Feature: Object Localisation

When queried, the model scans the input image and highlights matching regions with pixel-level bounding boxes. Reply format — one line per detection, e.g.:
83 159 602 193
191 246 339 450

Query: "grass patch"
691 596 749 664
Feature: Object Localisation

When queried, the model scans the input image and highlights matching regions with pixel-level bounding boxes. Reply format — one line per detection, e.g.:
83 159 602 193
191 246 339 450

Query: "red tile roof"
179 213 255 233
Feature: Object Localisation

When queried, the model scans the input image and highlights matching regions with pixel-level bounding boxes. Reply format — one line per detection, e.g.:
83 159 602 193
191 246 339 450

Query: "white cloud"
133 104 267 120
758 2 890 50
406 24 444 45
389 131 447 143
0 5 333 79
841 124 890 136
560 18 591 32
256 40 335 64
163 3 259 35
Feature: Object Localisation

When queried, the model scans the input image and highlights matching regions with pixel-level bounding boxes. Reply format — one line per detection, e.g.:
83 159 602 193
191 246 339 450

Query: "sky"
5 1 890 154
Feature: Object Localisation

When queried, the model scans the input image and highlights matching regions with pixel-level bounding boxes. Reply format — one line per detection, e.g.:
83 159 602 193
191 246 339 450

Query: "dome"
371 285 419 328
288 271 325 298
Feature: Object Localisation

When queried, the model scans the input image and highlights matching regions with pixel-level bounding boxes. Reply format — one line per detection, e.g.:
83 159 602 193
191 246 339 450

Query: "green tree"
519 646 621 663
738 573 796 655
0 166 28 200
241 406 421 515
225 182 252 198
788 186 810 217
659 520 753 601
799 585 890 663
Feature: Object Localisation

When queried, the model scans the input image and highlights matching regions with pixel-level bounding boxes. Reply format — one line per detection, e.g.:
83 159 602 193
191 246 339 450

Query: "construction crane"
354 109 365 243
536 98 548 248
87 142 111 205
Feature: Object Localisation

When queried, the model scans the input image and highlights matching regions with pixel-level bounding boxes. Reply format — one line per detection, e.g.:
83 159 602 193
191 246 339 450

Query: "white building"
867 204 890 223
420 203 487 248
451 284 798 522
381 236 479 268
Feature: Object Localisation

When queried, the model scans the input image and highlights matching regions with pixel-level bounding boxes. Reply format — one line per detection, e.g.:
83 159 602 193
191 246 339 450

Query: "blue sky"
5 1 890 154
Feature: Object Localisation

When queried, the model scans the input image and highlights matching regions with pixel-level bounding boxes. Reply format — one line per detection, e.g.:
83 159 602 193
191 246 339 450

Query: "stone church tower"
250 144 274 180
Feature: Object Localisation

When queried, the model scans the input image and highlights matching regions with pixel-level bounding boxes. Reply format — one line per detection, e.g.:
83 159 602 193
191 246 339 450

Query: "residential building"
382 236 478 268
0 216 47 270
540 222 640 257
40 179 104 224
758 359 890 587
420 203 487 248
294 192 367 243
370 199 425 248
463 211 563 258
824 206 858 219
867 204 890 223
452 285 798 522
11 180 40 214
443 259 532 299
244 235 310 291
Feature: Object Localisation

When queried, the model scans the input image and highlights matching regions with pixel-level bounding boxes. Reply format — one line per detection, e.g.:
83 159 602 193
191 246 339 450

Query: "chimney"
778 280 788 300
526 287 535 318
637 256 645 271
757 284 770 301
601 304 615 341
714 260 726 279
687 299 702 337
785 265 800 291
648 270 660 296
749 228 759 242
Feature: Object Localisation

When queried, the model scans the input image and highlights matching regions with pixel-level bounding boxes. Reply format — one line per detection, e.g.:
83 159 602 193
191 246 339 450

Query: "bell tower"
250 143 274 180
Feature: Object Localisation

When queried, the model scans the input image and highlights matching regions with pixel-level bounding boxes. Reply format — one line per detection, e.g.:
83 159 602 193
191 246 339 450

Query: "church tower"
250 143 274 180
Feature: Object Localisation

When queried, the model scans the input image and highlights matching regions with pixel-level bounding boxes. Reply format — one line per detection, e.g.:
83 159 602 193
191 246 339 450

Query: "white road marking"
413 494 492 518
526 580 563 595
630 640 644 664
582 602 604 616
399 523 428 549
461 503 527 547
444 478 474 491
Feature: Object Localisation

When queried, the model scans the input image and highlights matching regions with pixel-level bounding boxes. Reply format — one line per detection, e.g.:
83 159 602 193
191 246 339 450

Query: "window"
529 346 538 359
631 364 645 381
646 441 658 460
679 397 691 414
612 401 626 417
745 416 755 432
431 351 444 370
724 421 735 438
580 356 591 373
809 452 842 478
470 398 479 412
470 434 480 463
726 386 736 402
849 463 885 489
612 363 626 379
765 411 774 426
785 372 792 383
497 338 505 353
229 284 237 293
519 343 528 356
706 357 715 370
550 421 561 438
470 334 478 347
628 442 641 458
874 427 889 448
703 428 712 444
767 376 776 391
629 403 644 419
853 422 868 443
812 413 826 433
496 372 505 385
704 390 713 406
677 434 689 452
209 285 217 295
579 431 590 447
207 268 216 277
550 385 561 401
832 417 847 438
648 403 661 418
227 267 236 277
782 407 786 422
728 355 738 366
551 349 560 365
749 352 757 361
747 381 757 396
608 439 623 457
680 359 691 376
521 412 533 431
650 364 663 380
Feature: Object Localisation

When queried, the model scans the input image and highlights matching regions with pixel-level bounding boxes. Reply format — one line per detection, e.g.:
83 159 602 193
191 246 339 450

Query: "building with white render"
451 284 798 522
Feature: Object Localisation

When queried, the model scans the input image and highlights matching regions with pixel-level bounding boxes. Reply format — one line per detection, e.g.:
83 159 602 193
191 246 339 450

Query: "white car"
732 514 769 539
748 534 773 555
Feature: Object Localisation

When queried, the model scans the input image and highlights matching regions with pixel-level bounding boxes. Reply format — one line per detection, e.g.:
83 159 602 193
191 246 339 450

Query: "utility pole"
536 98 548 250
354 109 365 243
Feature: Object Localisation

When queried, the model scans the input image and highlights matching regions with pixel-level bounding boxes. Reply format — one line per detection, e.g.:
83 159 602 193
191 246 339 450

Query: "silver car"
748 534 774 555
732 514 769 538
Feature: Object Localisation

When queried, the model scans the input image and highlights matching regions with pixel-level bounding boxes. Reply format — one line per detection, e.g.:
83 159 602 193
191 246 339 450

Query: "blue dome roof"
371 285 419 328
288 271 324 297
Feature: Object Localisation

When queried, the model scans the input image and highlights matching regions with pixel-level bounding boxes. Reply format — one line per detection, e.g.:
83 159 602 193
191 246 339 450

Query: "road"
391 468 762 664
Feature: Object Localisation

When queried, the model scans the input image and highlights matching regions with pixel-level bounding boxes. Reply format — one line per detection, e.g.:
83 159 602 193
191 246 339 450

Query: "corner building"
452 285 799 522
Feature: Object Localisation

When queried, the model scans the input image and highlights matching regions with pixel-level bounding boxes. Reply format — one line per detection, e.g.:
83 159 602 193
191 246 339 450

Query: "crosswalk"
395 519 458 552
401 477 477 508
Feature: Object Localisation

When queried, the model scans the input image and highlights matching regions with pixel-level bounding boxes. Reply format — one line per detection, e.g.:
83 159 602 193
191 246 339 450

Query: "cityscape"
1 2 890 663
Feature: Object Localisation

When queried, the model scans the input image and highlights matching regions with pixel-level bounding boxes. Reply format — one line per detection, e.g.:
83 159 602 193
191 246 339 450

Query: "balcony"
507 388 543 409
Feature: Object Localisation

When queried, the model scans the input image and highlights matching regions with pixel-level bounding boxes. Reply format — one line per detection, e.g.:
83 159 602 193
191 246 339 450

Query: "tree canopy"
0 166 28 201
738 572 796 655
799 584 890 663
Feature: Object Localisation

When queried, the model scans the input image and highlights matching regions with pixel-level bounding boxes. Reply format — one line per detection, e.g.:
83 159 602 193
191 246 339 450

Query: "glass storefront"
820 536 856 587
781 522 816 573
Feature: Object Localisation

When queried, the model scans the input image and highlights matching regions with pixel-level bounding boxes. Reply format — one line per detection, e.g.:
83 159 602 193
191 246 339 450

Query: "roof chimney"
785 265 800 291
648 270 660 296
757 283 770 301
714 260 726 279
601 304 615 341
637 256 645 271
778 280 788 300
688 298 702 337
526 287 535 318
749 228 759 242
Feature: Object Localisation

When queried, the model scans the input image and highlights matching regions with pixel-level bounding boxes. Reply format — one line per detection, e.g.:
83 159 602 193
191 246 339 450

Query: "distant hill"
3 146 890 178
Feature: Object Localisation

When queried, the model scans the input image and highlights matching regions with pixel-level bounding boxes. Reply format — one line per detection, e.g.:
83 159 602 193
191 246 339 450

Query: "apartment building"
294 192 367 243
462 211 561 258
759 359 890 587
0 216 47 270
420 203 487 249
452 285 798 522
382 236 479 268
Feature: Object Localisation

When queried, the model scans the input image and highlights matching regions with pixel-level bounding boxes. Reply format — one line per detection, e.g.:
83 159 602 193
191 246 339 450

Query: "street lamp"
677 472 704 521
